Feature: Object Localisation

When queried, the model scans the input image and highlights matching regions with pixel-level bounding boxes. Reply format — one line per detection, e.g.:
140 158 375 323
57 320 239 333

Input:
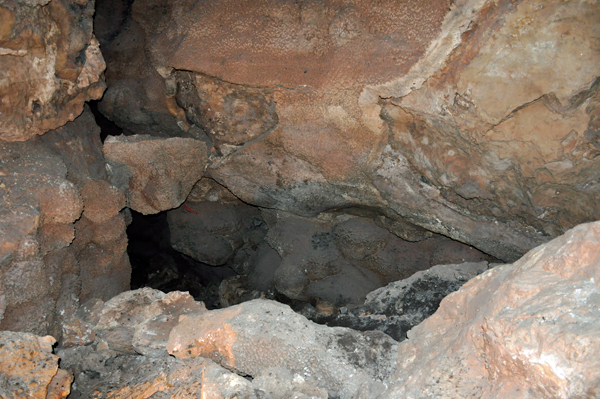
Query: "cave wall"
1 0 599 335
95 0 600 263
0 0 130 336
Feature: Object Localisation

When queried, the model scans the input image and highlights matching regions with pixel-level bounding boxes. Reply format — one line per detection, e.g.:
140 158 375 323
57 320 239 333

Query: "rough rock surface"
0 0 106 142
103 134 208 214
167 200 267 268
0 331 71 399
68 287 208 357
0 108 130 337
258 211 491 305
95 0 600 262
380 221 600 398
306 261 493 341
167 298 399 398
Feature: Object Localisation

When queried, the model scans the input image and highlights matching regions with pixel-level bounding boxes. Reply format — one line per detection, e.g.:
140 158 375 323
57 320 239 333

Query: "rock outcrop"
381 221 600 398
0 108 130 337
95 0 600 262
0 0 106 142
2 221 599 398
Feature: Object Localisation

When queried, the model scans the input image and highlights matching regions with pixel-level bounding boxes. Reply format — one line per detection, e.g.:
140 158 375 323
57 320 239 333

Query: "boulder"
167 298 398 399
381 221 600 398
103 134 208 214
0 331 72 399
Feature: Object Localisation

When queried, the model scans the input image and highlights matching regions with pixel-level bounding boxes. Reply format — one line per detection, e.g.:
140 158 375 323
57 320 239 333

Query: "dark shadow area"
88 100 122 142
127 209 237 309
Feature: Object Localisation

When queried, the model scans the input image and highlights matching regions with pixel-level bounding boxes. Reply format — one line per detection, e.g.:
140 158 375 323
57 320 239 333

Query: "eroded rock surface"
0 0 106 142
0 332 71 399
381 221 600 398
0 108 130 336
96 0 600 261
167 299 398 398
103 134 208 214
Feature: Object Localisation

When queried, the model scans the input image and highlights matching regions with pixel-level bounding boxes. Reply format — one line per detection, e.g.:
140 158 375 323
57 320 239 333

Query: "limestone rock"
0 108 129 336
168 200 268 268
259 211 491 305
103 134 208 214
96 0 600 263
0 331 72 399
309 261 493 341
380 221 600 398
0 0 106 142
167 298 398 399
57 347 265 399
89 288 207 357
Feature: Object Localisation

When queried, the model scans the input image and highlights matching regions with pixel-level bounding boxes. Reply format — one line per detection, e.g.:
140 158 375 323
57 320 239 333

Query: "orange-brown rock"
103 135 208 214
0 108 130 336
0 331 72 399
380 221 600 398
0 0 106 142
95 0 600 262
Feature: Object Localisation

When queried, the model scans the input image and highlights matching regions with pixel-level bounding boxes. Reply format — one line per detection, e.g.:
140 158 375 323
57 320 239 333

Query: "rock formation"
1 0 599 397
0 0 106 142
0 107 130 337
95 0 600 263
3 221 599 398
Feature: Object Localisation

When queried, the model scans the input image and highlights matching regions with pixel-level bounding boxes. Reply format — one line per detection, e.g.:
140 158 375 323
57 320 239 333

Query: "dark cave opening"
126 209 237 309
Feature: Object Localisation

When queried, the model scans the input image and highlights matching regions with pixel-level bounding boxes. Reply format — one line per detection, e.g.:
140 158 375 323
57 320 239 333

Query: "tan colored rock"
0 108 130 336
0 0 106 142
380 221 600 398
80 179 126 224
96 0 600 262
103 134 208 214
167 299 398 398
91 288 207 356
0 331 69 399
46 369 73 399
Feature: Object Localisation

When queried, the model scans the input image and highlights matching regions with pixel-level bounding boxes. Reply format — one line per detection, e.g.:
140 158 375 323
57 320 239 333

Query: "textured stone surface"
103 134 208 214
308 261 493 341
167 298 398 399
380 221 600 398
259 211 491 305
96 0 600 262
0 108 129 336
59 347 262 399
0 0 106 142
168 200 268 269
84 288 207 356
0 331 70 399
